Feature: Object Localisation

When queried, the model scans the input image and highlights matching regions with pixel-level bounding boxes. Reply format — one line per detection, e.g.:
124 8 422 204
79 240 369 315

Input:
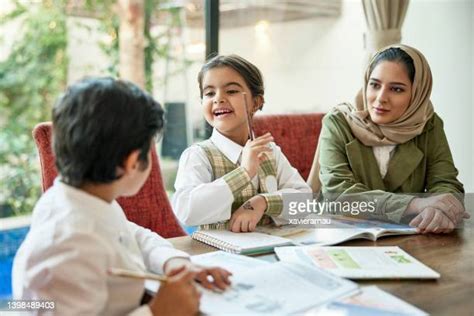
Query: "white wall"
403 0 473 192
219 1 366 113
213 0 474 192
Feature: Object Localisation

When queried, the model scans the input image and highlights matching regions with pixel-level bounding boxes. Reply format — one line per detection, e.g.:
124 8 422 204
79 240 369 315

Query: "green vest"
197 140 278 230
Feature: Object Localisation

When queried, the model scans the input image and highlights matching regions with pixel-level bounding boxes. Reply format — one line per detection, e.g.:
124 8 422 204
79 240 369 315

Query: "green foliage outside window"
0 0 194 217
0 1 68 217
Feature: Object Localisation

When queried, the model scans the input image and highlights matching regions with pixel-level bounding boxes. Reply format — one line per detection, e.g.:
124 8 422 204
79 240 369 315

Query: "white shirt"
372 145 397 179
13 179 189 316
172 129 312 226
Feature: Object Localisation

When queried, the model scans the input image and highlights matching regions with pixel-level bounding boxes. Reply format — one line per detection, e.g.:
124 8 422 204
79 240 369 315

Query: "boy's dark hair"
197 54 265 105
370 47 415 83
52 77 164 187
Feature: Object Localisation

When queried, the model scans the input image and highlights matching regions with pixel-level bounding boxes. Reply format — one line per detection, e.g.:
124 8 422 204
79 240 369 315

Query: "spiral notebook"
191 230 293 255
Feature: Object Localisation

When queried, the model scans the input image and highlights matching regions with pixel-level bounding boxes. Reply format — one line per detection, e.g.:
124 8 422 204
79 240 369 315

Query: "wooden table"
169 220 474 316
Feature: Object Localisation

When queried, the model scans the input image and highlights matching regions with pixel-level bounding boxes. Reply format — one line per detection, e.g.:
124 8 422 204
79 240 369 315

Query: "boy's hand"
229 195 267 232
241 133 273 178
164 257 232 291
149 266 200 316
409 207 455 234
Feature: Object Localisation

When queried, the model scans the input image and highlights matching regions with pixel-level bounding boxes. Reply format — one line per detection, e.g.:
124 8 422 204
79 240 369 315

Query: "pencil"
108 267 168 283
241 92 254 141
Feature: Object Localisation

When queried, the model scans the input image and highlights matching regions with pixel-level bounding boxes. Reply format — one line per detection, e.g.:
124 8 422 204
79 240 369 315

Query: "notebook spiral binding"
192 231 242 254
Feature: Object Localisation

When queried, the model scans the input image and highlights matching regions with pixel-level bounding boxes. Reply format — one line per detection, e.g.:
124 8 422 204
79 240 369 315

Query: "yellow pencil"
108 267 168 283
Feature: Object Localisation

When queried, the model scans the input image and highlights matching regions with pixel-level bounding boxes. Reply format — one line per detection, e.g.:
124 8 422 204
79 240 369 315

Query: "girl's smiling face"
367 61 413 124
201 66 261 144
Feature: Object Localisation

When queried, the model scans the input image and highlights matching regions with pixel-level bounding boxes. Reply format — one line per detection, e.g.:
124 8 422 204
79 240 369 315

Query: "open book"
146 252 358 314
200 260 358 314
260 217 417 246
275 246 440 279
191 230 293 255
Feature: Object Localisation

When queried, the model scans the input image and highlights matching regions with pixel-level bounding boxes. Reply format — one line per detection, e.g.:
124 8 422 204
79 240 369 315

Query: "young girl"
172 55 311 233
307 45 468 233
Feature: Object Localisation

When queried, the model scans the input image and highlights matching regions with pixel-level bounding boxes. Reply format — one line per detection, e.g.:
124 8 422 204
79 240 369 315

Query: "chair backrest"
32 122 186 238
253 113 324 180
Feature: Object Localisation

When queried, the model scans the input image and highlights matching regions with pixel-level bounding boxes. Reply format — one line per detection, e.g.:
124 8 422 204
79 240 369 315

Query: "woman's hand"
149 266 200 316
241 133 273 178
406 193 469 226
409 207 455 234
229 195 267 233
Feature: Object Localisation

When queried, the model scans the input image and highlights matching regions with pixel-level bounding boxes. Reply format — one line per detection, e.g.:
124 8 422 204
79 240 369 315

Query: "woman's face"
366 61 413 124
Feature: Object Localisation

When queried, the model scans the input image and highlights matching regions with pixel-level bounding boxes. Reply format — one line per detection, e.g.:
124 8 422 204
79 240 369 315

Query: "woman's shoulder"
322 108 348 124
321 107 355 140
423 112 445 133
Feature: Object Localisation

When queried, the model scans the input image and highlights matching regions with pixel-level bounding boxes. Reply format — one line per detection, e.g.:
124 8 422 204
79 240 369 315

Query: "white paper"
191 251 269 275
308 286 427 315
275 246 440 279
144 252 268 294
340 286 427 315
200 261 358 315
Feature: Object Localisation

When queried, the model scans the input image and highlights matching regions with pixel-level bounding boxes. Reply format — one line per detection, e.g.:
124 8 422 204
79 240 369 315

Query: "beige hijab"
308 44 435 192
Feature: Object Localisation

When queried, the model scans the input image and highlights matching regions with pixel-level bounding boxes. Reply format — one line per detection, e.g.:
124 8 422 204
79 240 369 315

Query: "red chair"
32 122 186 238
253 113 324 181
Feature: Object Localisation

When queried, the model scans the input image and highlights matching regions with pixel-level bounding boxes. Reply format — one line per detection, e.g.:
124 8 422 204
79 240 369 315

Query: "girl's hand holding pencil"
241 133 274 178
240 91 273 179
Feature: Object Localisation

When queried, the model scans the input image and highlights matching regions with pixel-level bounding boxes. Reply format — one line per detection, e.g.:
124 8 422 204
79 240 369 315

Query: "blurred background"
0 0 472 298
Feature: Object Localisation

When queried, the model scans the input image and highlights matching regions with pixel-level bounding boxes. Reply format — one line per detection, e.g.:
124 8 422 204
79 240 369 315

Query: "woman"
308 44 468 234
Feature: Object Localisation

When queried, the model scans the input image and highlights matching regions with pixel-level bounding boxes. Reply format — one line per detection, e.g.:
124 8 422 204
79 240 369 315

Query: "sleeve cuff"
222 166 252 199
384 194 417 223
149 249 190 274
260 193 283 216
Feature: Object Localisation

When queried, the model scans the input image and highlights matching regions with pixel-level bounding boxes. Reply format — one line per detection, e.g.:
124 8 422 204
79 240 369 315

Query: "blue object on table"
183 225 197 235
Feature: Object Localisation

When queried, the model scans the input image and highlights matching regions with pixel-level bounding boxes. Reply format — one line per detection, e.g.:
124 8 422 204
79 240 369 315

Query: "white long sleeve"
13 180 188 315
128 221 189 274
172 129 311 226
172 145 236 226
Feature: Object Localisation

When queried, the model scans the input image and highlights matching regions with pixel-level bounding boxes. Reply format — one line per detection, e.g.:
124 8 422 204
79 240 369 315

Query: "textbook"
191 230 293 255
275 246 440 279
146 254 359 314
262 217 418 246
199 261 358 314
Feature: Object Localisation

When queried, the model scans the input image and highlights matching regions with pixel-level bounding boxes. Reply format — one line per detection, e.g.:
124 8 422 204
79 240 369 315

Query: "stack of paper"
309 286 427 315
275 246 440 279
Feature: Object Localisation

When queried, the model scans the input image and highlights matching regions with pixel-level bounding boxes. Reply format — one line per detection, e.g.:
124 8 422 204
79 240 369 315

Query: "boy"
13 77 230 315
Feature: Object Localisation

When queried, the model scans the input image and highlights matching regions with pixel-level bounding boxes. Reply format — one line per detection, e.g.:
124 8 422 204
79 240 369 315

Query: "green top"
319 111 464 223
